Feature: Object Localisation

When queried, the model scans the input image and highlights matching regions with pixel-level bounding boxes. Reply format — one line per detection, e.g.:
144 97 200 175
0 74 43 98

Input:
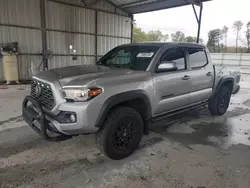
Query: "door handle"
182 75 190 80
206 72 212 76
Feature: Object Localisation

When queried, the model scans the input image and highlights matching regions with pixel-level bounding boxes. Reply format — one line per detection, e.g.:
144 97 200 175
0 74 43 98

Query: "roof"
121 42 206 48
107 0 211 14
124 42 165 47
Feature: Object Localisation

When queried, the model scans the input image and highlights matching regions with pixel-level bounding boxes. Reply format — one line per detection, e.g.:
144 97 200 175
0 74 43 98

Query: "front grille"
30 80 55 110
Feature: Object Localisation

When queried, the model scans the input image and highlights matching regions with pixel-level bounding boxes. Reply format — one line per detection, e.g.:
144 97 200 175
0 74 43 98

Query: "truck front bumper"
22 96 73 141
22 96 99 141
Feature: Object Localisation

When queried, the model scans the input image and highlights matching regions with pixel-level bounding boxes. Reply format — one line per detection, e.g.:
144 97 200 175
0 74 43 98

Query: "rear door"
188 48 214 104
152 47 191 115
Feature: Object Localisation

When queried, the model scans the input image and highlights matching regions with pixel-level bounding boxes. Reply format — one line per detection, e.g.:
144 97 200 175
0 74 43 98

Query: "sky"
134 0 250 46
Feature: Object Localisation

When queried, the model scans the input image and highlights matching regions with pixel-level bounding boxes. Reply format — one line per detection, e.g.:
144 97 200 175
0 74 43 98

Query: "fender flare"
95 90 152 128
213 76 234 98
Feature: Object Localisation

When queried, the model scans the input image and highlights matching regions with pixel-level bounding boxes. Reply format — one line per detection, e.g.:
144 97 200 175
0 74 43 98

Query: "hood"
34 64 149 87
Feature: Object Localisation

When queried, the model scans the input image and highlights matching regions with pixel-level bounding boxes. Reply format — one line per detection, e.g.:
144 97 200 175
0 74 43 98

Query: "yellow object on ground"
2 52 19 84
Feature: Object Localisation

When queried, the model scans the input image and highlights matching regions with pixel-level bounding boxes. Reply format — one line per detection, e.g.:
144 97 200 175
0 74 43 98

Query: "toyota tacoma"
22 43 240 160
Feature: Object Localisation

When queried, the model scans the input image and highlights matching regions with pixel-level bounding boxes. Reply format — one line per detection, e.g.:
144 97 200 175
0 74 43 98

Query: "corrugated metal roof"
47 1 96 33
47 31 96 55
107 0 210 14
97 12 132 38
0 0 41 27
0 26 42 54
97 36 130 55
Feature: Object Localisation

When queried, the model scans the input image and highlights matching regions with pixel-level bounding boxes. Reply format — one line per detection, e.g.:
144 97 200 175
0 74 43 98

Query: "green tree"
221 26 229 52
133 27 148 43
133 27 169 43
232 20 243 53
147 30 169 42
171 31 185 42
185 36 204 44
185 36 196 43
207 29 221 52
198 38 204 44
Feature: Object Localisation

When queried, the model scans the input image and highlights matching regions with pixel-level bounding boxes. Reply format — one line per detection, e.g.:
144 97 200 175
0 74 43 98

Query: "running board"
151 101 208 122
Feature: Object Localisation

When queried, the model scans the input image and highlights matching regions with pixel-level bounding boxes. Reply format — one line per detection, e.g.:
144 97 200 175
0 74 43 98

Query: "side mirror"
157 61 178 72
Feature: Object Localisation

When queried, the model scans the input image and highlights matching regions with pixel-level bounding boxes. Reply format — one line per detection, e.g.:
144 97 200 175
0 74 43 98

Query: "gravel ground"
1 75 250 188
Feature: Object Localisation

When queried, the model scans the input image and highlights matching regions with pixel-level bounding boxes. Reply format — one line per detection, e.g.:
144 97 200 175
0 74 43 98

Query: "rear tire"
96 106 144 160
209 85 231 116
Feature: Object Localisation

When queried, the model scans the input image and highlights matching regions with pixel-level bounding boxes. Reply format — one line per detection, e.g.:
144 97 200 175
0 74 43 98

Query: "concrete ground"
1 75 250 188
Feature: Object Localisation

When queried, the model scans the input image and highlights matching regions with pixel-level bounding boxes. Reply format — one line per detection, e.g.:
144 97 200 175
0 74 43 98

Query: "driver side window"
161 48 186 71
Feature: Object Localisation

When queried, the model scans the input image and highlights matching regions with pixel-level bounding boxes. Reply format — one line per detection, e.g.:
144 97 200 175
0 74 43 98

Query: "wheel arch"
209 76 233 116
95 90 152 134
214 77 234 96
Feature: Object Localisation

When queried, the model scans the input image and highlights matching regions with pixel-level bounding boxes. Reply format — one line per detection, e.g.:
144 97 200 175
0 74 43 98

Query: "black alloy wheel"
96 106 144 160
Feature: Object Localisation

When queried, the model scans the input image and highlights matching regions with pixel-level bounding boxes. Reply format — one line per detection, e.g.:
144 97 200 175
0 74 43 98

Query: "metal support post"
196 3 203 43
95 10 98 62
40 0 48 70
192 2 203 44
131 15 134 43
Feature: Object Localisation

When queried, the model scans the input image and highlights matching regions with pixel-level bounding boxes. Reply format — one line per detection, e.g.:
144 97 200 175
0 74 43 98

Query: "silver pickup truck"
22 43 240 160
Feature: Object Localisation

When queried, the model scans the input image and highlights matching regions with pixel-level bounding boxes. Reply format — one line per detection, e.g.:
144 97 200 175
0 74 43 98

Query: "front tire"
96 106 144 160
209 85 231 116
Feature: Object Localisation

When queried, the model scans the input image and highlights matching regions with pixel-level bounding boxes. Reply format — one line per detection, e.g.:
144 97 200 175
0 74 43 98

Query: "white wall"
211 53 250 66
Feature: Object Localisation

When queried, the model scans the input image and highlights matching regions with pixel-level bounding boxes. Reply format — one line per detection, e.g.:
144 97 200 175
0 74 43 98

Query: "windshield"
97 45 159 70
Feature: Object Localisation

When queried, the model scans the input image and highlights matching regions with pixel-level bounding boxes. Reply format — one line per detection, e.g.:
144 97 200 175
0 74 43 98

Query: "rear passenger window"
189 49 208 69
161 48 186 70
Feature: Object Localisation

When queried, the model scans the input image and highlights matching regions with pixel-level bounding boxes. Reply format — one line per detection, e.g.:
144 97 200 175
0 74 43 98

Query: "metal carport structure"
0 0 210 81
107 0 210 43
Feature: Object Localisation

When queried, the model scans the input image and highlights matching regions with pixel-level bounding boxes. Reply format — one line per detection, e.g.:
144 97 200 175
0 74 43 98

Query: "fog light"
70 114 76 122
55 111 77 123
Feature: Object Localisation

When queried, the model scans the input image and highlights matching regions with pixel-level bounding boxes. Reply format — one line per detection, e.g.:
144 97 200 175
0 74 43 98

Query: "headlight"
61 87 102 102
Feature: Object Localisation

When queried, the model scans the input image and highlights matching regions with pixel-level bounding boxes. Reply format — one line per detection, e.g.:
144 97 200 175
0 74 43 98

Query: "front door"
152 47 191 115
